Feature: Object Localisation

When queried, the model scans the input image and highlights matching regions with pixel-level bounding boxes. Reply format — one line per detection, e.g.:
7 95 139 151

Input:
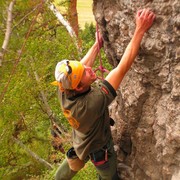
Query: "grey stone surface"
93 0 180 179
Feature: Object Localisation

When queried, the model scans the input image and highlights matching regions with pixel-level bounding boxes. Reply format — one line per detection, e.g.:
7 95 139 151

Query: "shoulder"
91 80 117 98
101 80 117 97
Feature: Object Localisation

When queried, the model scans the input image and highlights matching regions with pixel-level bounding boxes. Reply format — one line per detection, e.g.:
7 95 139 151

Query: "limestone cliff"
93 0 180 179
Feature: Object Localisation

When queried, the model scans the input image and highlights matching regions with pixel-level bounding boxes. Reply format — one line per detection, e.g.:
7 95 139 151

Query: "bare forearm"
106 30 144 90
80 42 99 67
118 29 144 75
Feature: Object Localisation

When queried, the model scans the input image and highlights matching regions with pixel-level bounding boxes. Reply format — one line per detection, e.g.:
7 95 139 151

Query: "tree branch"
12 3 40 31
48 3 81 52
13 137 53 170
30 57 67 135
0 0 16 67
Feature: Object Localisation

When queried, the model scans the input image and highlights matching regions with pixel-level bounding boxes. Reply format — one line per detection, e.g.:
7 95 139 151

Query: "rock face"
93 0 180 179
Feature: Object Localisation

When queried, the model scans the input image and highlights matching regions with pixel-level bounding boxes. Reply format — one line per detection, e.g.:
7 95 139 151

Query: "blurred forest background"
0 0 109 179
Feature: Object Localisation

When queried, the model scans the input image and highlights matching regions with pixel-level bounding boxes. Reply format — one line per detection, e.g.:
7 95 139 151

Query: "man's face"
80 65 97 87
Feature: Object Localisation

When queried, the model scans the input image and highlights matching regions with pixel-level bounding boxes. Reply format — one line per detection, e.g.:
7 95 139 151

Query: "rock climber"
54 8 156 180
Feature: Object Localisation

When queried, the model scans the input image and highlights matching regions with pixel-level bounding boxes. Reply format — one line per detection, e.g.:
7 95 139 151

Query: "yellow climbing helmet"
54 60 84 91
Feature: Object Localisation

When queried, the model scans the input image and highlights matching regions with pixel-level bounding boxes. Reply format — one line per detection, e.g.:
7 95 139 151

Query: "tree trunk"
0 0 16 67
93 0 180 180
48 3 81 51
67 0 79 37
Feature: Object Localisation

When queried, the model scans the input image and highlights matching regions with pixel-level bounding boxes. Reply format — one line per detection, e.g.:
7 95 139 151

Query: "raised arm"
80 31 103 67
105 9 156 90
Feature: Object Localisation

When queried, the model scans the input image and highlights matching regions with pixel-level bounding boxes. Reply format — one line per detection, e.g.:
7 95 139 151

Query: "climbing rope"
94 24 109 80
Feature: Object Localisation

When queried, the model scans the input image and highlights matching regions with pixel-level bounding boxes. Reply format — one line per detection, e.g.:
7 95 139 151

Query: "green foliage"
80 22 96 46
0 1 77 178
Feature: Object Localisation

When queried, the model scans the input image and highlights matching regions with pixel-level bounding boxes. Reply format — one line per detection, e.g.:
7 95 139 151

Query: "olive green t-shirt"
58 80 117 160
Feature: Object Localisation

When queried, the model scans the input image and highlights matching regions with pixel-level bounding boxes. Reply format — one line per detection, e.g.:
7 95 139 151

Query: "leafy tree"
0 1 77 178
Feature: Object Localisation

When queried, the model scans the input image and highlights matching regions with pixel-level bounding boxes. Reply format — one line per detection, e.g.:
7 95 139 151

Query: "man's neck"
67 87 91 100
78 86 90 94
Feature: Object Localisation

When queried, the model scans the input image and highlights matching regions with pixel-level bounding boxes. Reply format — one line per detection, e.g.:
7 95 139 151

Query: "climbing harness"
94 24 109 80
